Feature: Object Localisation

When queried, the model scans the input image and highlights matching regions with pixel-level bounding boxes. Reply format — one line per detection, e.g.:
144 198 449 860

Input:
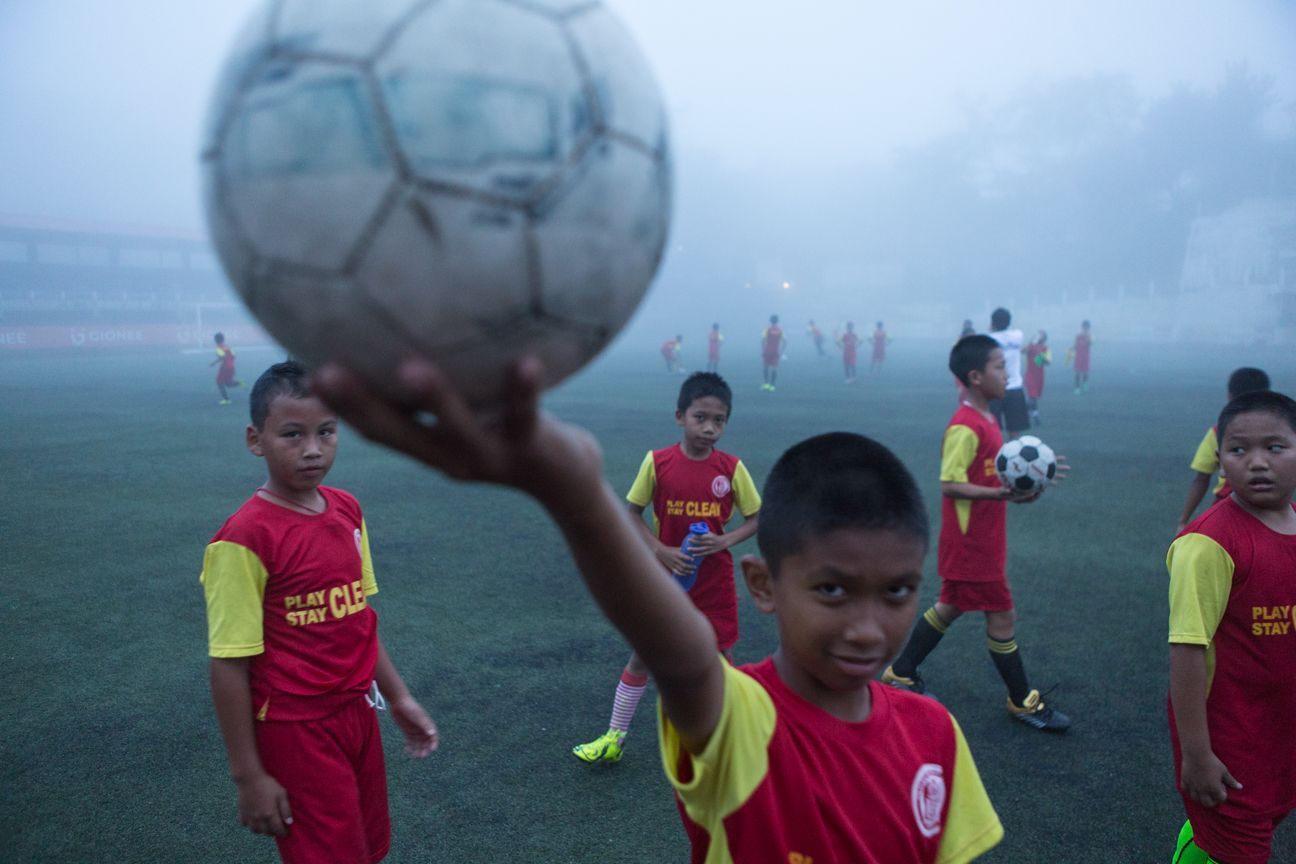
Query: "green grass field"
3 338 1294 863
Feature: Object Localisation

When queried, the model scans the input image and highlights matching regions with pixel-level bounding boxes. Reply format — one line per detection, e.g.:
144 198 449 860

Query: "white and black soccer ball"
202 0 671 406
995 435 1057 494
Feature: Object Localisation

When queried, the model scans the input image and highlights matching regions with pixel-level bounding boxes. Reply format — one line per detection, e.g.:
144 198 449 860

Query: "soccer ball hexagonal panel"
995 435 1057 495
564 6 667 150
202 0 279 156
274 0 427 61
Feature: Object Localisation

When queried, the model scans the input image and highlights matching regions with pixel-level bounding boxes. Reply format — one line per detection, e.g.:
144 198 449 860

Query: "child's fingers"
1222 769 1243 790
277 795 294 834
501 355 542 444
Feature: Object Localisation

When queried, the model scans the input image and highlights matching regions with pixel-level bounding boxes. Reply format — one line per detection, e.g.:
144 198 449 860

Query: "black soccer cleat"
1007 689 1071 732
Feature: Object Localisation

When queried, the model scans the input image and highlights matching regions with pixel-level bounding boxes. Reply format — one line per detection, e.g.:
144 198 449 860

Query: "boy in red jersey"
1167 390 1296 864
761 314 785 391
211 332 242 405
661 334 684 374
706 323 723 373
870 320 890 371
838 320 860 383
1023 330 1050 426
314 355 1003 864
1070 320 1092 393
571 371 761 763
807 319 826 356
884 335 1072 732
202 361 437 864
1176 367 1270 533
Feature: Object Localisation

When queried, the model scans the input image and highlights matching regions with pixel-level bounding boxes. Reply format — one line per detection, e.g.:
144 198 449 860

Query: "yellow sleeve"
625 451 656 509
200 541 269 658
731 460 762 518
935 715 1004 864
659 662 776 833
1167 533 1233 646
359 519 378 597
1189 427 1219 475
939 425 979 483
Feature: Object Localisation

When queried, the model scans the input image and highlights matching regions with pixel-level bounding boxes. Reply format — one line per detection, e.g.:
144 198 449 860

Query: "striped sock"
608 669 648 734
890 607 949 678
987 636 1031 706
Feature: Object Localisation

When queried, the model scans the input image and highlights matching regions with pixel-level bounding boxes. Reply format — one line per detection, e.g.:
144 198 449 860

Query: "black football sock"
890 607 949 678
988 636 1031 705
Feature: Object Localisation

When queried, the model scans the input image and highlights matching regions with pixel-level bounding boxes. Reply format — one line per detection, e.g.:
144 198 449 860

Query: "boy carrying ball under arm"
313 355 1003 864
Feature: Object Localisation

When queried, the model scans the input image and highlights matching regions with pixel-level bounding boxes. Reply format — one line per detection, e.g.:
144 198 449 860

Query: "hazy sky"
1 0 1293 235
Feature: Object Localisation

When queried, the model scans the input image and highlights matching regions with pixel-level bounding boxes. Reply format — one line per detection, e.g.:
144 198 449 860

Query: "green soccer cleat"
219 399 231 406
571 729 625 764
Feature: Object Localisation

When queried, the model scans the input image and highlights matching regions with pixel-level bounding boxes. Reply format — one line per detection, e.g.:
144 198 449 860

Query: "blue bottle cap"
689 522 709 534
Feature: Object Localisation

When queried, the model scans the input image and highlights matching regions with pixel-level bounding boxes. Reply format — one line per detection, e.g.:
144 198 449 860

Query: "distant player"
1023 330 1051 426
570 372 760 763
660 334 684 375
761 314 786 392
807 319 826 356
987 307 1029 439
706 322 722 373
837 320 860 383
1176 367 1270 533
212 332 242 405
1070 320 1092 393
312 358 1004 863
870 320 890 371
202 361 437 863
885 334 1072 733
1167 390 1296 864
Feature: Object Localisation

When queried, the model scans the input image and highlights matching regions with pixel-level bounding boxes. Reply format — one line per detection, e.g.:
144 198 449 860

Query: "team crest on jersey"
711 475 730 497
911 763 946 838
354 528 363 555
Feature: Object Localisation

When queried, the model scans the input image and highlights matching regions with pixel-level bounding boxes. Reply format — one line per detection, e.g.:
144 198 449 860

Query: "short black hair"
214 332 225 344
990 307 1011 330
677 371 732 416
949 334 1000 386
1217 390 1296 442
757 432 928 569
249 361 311 430
770 314 780 324
1227 367 1270 399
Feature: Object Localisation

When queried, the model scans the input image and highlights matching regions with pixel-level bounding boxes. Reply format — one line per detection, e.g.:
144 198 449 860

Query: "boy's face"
969 348 1007 400
676 395 729 457
247 394 338 494
1219 411 1296 511
743 528 924 719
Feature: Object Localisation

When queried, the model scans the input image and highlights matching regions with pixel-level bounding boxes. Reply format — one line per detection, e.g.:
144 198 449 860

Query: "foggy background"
1 0 1294 348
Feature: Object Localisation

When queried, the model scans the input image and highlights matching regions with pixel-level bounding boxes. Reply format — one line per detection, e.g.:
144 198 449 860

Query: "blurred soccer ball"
202 0 671 405
995 435 1057 494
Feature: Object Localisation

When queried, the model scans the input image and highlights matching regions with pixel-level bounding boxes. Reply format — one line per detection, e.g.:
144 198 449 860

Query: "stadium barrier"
0 323 272 351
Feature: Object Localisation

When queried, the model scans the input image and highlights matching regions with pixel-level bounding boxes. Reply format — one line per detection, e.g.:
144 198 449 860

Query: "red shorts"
1182 800 1288 864
217 367 237 386
762 351 780 367
256 696 391 864
938 579 1014 611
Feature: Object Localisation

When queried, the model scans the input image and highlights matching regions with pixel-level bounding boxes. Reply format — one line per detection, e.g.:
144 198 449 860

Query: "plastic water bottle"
674 522 710 591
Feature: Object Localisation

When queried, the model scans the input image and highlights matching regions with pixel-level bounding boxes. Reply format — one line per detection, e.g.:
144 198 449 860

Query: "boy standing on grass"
201 361 437 864
884 334 1072 732
1176 367 1270 533
571 371 760 763
314 355 1004 863
1167 390 1296 864
212 332 242 405
706 323 723 373
838 321 860 383
761 314 786 391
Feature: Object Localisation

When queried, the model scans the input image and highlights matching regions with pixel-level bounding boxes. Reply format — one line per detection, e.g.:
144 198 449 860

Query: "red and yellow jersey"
660 659 1002 864
627 444 760 649
937 405 1006 583
840 331 861 358
872 328 889 357
807 324 823 341
708 331 723 359
200 486 379 722
215 345 236 370
662 339 681 358
761 326 784 356
1167 498 1296 816
1072 332 1091 369
1189 425 1230 499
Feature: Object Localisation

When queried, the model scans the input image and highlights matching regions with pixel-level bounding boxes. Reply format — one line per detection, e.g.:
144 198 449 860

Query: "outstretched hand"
312 356 602 505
